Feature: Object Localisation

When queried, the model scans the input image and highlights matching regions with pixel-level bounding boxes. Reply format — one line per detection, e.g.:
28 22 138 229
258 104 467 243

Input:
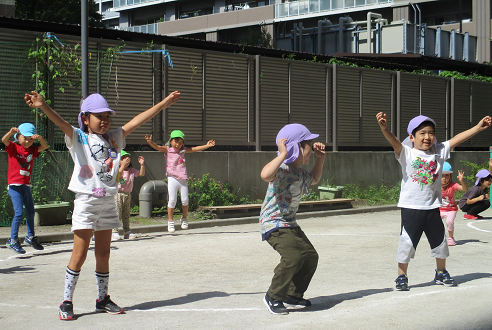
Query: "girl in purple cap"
459 169 492 220
376 112 491 292
25 90 180 320
259 123 325 315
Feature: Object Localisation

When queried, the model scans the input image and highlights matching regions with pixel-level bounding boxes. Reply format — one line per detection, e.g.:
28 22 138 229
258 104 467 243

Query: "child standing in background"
260 123 325 315
459 169 492 220
2 123 48 254
144 131 215 233
439 162 467 246
111 150 145 241
25 90 180 320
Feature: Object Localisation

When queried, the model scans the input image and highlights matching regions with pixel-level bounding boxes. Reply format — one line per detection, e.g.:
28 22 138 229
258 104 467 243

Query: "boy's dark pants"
266 227 319 301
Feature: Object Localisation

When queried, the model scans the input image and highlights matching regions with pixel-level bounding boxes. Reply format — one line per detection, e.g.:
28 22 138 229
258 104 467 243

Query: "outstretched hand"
206 140 215 147
24 91 46 108
456 170 465 182
138 156 145 165
477 116 492 131
144 134 153 143
162 91 181 108
376 112 388 129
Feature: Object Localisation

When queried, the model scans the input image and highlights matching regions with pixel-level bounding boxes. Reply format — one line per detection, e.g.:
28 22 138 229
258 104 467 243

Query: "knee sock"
63 267 80 302
96 271 109 302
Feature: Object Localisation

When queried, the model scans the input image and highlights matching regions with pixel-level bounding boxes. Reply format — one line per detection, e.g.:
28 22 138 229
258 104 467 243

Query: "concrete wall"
124 150 490 207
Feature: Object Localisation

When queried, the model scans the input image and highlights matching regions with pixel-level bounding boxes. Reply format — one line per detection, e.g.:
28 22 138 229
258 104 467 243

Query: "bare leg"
94 229 112 273
182 205 188 218
167 206 174 222
436 258 446 271
398 262 408 275
68 229 92 271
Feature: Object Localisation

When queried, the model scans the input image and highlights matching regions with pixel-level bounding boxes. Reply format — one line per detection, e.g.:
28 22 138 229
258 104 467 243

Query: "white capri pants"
167 176 189 208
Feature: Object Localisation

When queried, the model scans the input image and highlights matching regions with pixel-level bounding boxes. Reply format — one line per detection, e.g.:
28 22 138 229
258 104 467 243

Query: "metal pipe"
367 12 382 54
81 0 89 98
139 180 168 218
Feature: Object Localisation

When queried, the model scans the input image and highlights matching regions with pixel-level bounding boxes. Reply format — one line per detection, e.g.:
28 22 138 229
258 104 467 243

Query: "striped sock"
95 271 109 302
63 267 80 302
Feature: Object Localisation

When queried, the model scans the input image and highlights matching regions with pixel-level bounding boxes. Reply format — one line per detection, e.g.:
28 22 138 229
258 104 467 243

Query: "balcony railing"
274 0 393 18
122 23 158 34
113 0 167 10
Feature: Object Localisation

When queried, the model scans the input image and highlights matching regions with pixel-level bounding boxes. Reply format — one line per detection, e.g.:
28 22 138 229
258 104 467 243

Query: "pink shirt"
166 146 187 179
117 168 140 192
440 181 460 211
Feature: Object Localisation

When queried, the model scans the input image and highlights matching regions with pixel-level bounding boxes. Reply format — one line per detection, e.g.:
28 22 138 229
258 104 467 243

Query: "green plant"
131 205 139 213
238 23 273 48
342 182 401 205
460 159 490 186
301 188 321 201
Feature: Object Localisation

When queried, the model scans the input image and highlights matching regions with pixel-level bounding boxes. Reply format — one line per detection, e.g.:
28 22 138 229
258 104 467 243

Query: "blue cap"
442 162 453 174
15 123 36 140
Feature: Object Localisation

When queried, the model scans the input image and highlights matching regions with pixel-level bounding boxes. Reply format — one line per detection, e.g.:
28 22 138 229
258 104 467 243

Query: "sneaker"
284 296 311 309
95 295 124 314
168 221 175 233
181 216 188 230
263 293 289 315
463 213 478 220
111 232 122 241
395 274 409 291
447 237 456 246
59 301 75 320
6 238 26 254
434 269 458 287
24 236 44 250
124 231 137 239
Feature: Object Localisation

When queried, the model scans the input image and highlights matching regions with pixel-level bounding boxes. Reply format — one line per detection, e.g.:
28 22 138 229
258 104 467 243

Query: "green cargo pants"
266 227 319 301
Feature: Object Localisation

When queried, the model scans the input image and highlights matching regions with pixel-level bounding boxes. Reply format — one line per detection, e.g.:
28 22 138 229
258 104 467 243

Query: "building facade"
95 0 490 62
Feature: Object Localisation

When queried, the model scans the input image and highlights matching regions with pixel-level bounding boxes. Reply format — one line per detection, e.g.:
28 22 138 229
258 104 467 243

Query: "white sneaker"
181 217 188 230
168 221 175 233
124 231 137 239
111 232 122 241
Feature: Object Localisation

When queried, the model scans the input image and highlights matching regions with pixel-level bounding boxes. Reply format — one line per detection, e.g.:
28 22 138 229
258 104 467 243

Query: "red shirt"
440 181 460 211
6 142 40 185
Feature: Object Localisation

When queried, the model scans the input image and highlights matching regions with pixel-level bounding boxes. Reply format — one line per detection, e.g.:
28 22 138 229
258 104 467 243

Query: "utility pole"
81 0 89 98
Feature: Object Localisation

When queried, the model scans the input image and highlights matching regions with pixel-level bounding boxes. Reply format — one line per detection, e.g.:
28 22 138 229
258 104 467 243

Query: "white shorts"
71 193 121 232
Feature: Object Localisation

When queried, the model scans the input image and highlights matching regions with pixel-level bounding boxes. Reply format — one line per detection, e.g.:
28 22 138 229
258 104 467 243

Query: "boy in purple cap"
2 123 48 254
25 90 180 320
376 112 491 291
260 123 325 315
459 169 492 220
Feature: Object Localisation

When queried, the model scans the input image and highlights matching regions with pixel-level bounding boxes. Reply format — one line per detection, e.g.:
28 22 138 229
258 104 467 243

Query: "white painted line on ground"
467 220 492 233
131 307 262 312
311 233 395 238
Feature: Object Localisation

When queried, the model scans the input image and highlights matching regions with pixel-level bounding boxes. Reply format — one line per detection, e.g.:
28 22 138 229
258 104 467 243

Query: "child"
259 123 325 315
144 131 215 233
2 123 48 254
376 113 491 291
111 150 145 241
459 169 492 220
440 162 467 246
25 90 180 320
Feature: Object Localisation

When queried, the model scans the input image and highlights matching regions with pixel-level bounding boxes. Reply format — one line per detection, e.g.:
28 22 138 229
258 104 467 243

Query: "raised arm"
376 112 402 156
456 170 468 192
144 134 168 153
310 142 326 185
33 134 49 152
186 140 215 153
122 91 180 138
2 127 18 147
25 91 73 137
449 116 491 149
137 156 145 177
261 138 288 182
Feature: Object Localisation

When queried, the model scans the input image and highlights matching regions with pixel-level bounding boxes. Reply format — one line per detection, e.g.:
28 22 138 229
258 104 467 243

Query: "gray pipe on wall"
139 180 168 218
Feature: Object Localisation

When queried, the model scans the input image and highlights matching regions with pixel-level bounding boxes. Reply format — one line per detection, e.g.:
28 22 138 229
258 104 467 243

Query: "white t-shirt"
65 126 125 196
396 141 450 210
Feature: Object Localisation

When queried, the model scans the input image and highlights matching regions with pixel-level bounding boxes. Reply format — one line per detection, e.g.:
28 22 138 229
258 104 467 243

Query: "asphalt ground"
1 206 492 330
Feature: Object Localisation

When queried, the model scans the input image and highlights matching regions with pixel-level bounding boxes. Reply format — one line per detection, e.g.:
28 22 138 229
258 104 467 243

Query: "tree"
239 24 273 48
16 0 104 28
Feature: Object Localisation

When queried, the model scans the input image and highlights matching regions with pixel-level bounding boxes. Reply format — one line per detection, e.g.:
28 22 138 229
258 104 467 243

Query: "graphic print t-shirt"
65 126 125 196
440 181 460 211
6 143 40 185
396 141 450 210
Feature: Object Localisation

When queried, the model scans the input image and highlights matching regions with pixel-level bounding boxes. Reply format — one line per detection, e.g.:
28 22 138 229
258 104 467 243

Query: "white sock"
63 267 80 302
95 272 109 302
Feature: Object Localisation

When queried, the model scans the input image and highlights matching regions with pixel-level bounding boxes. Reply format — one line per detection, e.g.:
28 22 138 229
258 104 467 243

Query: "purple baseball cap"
276 124 319 163
475 169 491 186
78 94 116 131
407 115 436 136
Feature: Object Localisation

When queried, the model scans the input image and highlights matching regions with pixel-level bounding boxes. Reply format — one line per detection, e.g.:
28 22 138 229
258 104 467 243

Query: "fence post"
255 55 261 151
332 64 338 152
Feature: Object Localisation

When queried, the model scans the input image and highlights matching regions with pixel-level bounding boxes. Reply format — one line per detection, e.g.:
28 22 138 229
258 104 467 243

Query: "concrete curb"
0 204 399 244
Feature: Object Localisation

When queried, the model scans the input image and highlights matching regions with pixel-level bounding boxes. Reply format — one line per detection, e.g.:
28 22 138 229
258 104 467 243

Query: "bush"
342 182 401 205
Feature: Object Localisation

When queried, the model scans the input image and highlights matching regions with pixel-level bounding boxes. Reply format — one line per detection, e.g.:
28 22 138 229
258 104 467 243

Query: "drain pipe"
139 180 168 218
318 19 332 54
367 12 382 53
338 16 352 53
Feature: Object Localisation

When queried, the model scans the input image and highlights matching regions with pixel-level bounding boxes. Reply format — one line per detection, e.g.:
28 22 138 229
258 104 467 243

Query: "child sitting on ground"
440 162 467 246
459 169 491 220
376 112 491 291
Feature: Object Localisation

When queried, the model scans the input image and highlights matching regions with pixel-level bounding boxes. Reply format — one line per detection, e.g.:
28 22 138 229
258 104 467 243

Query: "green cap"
170 130 185 141
120 150 130 157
